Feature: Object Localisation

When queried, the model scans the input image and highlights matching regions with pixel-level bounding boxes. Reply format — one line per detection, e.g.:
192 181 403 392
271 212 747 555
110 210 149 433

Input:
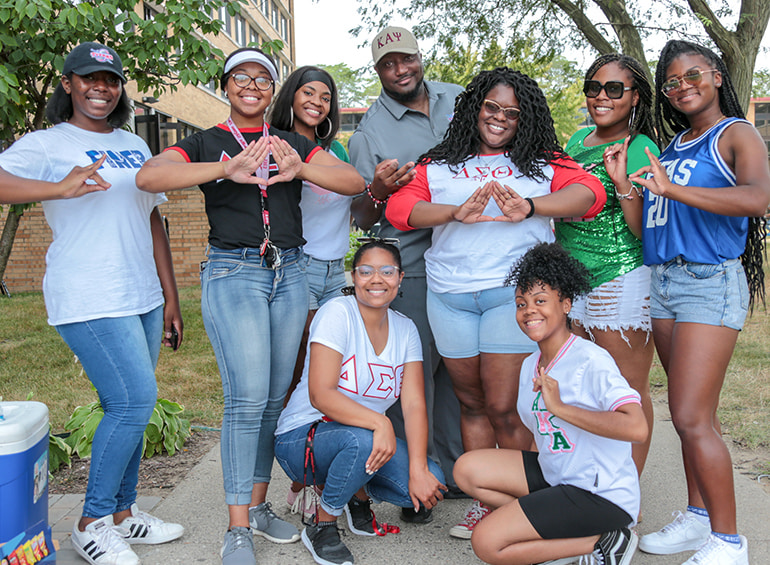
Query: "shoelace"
660 511 688 533
227 529 251 552
689 536 721 563
261 501 280 522
129 509 162 527
290 486 320 515
461 501 489 526
93 524 131 554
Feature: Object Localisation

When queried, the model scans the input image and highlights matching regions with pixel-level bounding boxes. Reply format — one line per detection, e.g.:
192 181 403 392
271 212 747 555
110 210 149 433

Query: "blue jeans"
201 246 308 505
304 255 346 309
274 421 446 516
56 305 163 518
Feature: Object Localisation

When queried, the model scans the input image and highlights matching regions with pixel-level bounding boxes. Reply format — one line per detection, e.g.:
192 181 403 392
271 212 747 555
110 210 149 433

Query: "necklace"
684 114 726 142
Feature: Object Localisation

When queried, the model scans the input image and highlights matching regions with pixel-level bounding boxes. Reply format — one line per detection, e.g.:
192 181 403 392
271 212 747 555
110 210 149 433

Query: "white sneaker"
120 502 184 544
71 515 139 565
682 534 748 565
449 499 490 539
288 485 322 520
639 511 710 554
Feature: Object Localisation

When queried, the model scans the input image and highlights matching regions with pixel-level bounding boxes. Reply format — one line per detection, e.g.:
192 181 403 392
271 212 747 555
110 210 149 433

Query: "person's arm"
273 138 364 195
0 155 110 204
136 137 272 193
307 342 396 473
400 360 447 510
150 207 183 349
534 366 648 443
629 122 770 217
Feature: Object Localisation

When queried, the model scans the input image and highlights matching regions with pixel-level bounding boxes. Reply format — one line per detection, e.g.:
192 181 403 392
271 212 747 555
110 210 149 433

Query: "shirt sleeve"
164 130 203 163
329 139 350 164
550 155 606 219
404 318 423 364
308 299 351 356
585 352 642 413
0 132 52 181
385 164 431 231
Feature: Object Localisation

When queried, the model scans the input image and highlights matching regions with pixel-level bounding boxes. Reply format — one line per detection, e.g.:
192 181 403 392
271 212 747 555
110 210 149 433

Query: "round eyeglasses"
482 99 521 121
353 265 400 279
230 73 274 91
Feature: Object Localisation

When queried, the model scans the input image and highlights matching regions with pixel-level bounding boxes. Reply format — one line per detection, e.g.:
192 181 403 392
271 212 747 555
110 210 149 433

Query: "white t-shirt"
518 334 642 522
0 123 166 325
276 295 423 435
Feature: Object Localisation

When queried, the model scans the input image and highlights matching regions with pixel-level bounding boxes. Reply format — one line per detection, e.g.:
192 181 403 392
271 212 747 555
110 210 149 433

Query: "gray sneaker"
221 527 255 565
249 502 300 544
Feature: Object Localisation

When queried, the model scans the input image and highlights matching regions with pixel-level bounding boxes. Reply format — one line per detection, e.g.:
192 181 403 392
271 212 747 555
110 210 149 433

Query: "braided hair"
654 40 765 309
585 53 656 144
419 67 567 182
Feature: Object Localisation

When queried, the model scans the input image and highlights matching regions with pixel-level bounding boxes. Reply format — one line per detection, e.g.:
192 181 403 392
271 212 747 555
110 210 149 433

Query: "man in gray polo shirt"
349 26 465 510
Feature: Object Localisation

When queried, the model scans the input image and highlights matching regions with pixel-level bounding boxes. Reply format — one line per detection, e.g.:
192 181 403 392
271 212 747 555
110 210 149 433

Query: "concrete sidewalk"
50 402 770 564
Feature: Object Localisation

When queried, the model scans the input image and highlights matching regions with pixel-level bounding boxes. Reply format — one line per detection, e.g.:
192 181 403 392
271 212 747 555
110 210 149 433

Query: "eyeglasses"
356 236 401 248
482 99 521 121
583 80 634 99
661 68 718 97
353 265 400 279
230 73 274 91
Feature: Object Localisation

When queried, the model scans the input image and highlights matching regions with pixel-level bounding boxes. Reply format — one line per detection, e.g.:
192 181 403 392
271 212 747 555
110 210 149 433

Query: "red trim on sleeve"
549 156 606 219
163 146 191 163
386 165 432 231
306 145 323 163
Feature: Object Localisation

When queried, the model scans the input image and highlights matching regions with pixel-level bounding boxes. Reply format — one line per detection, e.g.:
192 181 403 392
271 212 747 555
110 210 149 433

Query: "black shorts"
519 451 632 539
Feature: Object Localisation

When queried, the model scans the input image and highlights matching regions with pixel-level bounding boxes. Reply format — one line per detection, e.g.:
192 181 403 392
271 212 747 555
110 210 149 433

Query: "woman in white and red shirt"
386 67 605 538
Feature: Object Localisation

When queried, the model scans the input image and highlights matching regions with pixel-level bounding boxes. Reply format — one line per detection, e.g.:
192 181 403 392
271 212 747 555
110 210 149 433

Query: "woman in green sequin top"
555 54 658 479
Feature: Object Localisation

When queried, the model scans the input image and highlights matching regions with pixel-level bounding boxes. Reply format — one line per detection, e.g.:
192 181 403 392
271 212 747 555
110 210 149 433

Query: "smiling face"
292 80 331 130
224 61 273 125
352 247 404 311
61 71 122 133
375 51 424 103
515 282 571 347
477 83 519 154
586 62 639 138
663 53 721 116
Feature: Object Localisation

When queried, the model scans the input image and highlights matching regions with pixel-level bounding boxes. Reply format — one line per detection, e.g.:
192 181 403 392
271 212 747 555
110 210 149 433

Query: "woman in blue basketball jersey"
629 40 770 565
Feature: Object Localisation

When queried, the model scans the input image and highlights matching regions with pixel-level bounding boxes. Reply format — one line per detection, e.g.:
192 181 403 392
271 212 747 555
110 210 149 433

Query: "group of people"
0 19 767 565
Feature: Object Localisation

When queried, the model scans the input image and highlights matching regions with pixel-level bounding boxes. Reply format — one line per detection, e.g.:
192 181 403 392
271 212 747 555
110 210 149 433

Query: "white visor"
224 50 279 82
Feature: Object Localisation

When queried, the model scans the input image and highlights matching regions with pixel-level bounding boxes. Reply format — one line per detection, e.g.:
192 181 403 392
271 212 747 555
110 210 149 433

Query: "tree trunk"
0 207 23 284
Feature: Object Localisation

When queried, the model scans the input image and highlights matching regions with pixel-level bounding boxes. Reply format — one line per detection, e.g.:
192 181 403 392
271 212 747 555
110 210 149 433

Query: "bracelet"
614 185 635 200
524 197 535 218
365 184 389 206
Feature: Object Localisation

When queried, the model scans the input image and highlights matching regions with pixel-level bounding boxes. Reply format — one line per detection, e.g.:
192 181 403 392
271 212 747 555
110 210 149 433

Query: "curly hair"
654 40 765 309
45 74 131 129
585 53 656 143
418 67 567 182
269 66 340 149
505 242 592 305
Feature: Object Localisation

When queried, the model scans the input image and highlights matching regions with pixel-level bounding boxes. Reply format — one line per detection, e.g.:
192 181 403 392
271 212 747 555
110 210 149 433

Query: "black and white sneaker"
70 515 139 565
301 523 354 565
343 496 377 536
594 528 638 565
120 502 184 545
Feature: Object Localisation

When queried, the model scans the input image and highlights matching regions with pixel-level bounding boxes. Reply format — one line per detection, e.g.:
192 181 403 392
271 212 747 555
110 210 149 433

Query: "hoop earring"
628 105 636 130
289 106 294 130
315 117 332 140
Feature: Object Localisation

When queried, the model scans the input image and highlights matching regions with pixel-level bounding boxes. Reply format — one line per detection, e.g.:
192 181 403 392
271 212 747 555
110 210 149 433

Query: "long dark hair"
45 73 131 129
269 66 340 149
585 53 656 143
419 67 567 182
654 39 765 309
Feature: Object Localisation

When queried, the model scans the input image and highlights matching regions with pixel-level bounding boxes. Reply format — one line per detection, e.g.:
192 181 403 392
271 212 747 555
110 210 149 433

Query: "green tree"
753 68 770 98
0 0 240 284
319 62 380 107
424 39 583 144
353 0 769 113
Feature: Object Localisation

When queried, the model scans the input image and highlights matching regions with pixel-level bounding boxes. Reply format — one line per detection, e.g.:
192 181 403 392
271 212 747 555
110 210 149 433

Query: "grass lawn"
1 284 768 453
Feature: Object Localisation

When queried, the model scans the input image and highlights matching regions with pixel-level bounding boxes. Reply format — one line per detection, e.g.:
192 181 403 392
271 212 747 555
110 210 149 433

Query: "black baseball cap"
62 42 126 83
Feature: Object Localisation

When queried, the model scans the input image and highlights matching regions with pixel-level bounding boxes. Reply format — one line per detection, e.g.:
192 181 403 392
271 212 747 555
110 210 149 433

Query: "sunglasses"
583 80 634 99
482 99 521 120
230 73 274 91
356 236 401 248
661 68 718 97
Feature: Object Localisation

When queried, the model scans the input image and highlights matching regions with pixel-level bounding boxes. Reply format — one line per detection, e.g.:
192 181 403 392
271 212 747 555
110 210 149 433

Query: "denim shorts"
649 257 748 330
303 254 346 310
427 286 537 358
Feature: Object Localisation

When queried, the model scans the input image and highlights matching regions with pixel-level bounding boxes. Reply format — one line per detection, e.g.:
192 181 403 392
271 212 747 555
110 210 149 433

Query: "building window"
271 1 280 30
755 102 770 157
282 62 289 82
281 14 289 42
219 6 231 36
143 4 158 20
235 15 247 45
249 26 260 47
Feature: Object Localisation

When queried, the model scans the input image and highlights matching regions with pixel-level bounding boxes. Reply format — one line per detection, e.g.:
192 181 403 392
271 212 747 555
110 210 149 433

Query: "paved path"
50 402 770 564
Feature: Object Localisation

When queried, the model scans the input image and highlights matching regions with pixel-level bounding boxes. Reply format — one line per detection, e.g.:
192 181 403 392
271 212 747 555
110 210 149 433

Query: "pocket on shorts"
681 261 722 280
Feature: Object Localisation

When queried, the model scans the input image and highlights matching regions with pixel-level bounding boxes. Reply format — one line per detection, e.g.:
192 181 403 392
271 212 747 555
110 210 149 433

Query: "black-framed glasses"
661 68 718 97
583 80 634 99
356 236 401 249
353 265 400 279
230 73 274 91
482 99 521 120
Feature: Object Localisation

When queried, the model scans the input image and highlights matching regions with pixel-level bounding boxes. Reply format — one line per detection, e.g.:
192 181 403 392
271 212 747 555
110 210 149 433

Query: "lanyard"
225 117 277 260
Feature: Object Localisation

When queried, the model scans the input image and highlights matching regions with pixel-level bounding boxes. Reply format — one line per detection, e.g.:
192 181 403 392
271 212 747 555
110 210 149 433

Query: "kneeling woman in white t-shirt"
274 240 446 565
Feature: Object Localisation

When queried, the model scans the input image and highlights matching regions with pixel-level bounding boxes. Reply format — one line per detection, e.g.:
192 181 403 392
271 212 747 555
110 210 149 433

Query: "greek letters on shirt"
645 157 697 229
531 391 575 453
338 355 404 400
85 149 147 168
452 164 517 183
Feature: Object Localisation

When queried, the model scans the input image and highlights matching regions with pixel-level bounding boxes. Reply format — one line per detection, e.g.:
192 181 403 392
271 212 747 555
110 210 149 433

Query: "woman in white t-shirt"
0 42 183 565
274 240 446 565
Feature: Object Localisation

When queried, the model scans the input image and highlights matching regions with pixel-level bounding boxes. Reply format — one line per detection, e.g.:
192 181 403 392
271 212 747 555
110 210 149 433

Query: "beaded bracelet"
365 184 389 206
614 187 635 200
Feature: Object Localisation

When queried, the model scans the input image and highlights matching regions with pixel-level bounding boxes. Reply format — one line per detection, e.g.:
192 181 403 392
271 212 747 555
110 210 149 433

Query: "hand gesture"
408 468 446 511
603 137 630 186
629 147 674 197
491 182 531 222
268 135 303 184
58 154 111 198
366 417 397 475
371 159 416 199
223 137 271 185
533 366 564 416
452 184 495 223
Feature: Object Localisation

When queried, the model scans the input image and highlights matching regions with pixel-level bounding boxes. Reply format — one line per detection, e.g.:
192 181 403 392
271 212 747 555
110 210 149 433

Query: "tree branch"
548 0 615 54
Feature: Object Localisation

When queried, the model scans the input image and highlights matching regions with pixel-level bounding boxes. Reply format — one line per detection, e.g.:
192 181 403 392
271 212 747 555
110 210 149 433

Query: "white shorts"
569 265 651 344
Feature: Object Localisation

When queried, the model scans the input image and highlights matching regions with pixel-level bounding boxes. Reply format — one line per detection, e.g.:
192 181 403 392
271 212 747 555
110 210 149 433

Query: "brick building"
1 0 296 293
